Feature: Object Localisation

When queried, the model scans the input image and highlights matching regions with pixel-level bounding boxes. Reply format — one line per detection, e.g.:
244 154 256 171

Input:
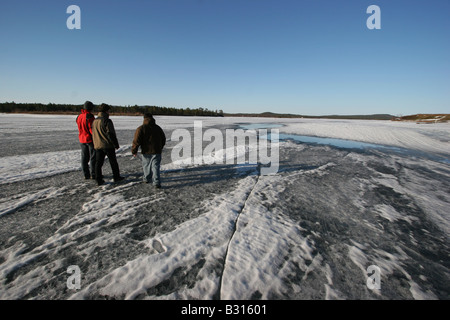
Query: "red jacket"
76 109 95 143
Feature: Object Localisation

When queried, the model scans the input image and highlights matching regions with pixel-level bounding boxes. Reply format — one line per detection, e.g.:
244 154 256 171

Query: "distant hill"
224 112 394 120
392 114 449 123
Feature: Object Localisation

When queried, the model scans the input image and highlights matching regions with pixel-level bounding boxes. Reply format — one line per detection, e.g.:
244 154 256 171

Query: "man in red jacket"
76 101 97 179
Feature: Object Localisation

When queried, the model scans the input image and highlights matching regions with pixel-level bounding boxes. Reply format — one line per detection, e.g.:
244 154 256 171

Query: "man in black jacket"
131 113 166 188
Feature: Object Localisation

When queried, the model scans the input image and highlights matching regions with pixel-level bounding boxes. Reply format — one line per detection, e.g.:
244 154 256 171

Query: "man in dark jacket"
76 101 96 180
132 113 166 188
92 103 124 186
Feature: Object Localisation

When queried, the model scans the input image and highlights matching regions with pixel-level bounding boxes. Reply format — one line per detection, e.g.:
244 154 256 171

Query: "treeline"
0 102 224 117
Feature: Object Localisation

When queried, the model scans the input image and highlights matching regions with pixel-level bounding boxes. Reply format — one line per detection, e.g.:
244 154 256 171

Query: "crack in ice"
218 169 261 299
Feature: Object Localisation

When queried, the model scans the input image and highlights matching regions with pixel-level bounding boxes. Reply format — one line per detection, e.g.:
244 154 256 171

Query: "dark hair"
84 101 94 111
144 113 154 119
99 103 111 112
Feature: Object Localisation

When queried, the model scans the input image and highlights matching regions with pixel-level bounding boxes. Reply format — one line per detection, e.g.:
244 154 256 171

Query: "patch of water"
271 133 449 164
238 123 283 130
239 123 387 150
276 133 385 150
238 123 450 164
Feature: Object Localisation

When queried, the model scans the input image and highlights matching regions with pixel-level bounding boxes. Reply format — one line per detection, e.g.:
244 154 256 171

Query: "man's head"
144 113 154 120
144 113 156 124
99 103 111 113
84 101 94 111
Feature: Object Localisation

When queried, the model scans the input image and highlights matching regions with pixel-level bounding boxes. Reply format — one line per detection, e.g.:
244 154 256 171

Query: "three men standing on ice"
76 103 165 188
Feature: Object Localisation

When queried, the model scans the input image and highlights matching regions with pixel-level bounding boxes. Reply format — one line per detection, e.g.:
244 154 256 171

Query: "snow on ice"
0 113 449 300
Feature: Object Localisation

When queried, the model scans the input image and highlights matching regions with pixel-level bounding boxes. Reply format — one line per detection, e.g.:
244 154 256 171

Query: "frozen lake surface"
0 114 449 300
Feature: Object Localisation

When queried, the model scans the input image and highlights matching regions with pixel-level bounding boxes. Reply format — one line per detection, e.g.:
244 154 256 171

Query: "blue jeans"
80 142 96 178
142 154 161 186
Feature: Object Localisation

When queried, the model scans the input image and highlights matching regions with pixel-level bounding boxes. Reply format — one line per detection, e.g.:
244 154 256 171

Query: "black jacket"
132 118 166 155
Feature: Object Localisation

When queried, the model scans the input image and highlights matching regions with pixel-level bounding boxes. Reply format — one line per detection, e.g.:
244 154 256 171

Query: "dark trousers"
95 148 121 182
80 142 96 178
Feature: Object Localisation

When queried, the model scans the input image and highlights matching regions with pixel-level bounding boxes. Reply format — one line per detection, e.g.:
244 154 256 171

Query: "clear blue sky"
0 0 449 115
